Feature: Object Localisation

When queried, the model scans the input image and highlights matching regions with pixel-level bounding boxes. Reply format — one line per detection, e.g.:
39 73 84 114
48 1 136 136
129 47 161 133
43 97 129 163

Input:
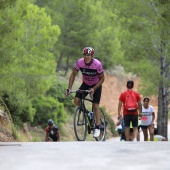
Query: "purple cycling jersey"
74 58 103 86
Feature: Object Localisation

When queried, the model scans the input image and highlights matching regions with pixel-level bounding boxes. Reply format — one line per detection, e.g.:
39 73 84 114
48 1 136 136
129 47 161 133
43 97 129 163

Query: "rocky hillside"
0 111 16 142
100 71 158 122
0 70 158 142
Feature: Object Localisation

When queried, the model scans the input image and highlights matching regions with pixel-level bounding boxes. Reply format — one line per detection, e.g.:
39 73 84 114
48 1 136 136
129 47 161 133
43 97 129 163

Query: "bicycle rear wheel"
95 108 106 141
74 106 87 141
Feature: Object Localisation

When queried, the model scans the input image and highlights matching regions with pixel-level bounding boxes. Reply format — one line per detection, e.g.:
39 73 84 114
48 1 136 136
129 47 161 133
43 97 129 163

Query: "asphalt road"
0 141 170 170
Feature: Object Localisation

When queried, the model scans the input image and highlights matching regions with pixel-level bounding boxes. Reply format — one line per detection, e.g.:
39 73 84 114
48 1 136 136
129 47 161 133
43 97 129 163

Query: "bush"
32 96 67 128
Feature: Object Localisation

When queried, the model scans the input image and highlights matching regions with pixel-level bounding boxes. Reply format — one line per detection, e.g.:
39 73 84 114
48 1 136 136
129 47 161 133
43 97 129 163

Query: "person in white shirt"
139 97 155 141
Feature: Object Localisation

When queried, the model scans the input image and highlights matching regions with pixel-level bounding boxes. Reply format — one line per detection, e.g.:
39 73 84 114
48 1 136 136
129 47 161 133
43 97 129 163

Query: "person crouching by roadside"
148 128 166 141
45 119 60 142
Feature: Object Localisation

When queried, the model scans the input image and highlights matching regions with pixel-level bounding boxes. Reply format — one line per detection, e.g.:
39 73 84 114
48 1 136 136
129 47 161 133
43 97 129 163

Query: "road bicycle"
69 89 106 141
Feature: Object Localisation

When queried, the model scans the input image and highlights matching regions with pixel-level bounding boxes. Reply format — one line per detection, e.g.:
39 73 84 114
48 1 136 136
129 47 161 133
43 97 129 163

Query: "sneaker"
93 129 100 138
133 138 137 142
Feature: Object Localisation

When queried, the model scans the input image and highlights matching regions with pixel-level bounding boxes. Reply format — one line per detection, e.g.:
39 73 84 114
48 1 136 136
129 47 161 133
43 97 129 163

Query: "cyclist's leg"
74 82 88 106
92 85 102 137
74 97 81 106
93 103 100 125
92 85 102 126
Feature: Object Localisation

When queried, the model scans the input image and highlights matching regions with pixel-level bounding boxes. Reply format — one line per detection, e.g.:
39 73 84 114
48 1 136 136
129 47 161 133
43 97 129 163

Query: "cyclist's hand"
89 88 94 95
89 88 94 99
66 88 71 96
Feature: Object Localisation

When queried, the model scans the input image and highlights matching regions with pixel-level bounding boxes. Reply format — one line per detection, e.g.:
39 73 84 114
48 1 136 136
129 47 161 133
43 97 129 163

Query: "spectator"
118 80 142 142
140 97 155 141
148 128 166 141
45 119 60 142
116 117 122 137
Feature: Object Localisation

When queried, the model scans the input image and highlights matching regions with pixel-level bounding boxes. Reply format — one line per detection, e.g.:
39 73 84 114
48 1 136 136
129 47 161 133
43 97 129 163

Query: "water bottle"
90 112 94 120
88 111 94 125
88 111 92 120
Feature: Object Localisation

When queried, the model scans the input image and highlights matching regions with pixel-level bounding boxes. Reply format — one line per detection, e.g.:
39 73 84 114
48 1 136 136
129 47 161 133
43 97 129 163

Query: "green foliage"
32 96 67 128
1 0 170 139
35 0 124 70
1 93 36 126
0 0 17 9
113 0 170 98
46 81 75 113
0 0 61 127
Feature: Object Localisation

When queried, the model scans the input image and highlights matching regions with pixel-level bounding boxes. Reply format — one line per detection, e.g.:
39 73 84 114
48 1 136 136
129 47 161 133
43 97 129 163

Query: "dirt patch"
100 72 158 122
0 127 16 142
0 72 158 141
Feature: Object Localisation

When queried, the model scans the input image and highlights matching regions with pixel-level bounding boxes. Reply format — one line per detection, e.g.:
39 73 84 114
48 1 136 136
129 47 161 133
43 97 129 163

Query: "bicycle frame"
70 89 106 141
79 92 94 129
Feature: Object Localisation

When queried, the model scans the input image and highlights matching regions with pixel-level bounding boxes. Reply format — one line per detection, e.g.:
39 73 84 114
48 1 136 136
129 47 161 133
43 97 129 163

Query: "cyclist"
45 119 60 142
66 47 105 138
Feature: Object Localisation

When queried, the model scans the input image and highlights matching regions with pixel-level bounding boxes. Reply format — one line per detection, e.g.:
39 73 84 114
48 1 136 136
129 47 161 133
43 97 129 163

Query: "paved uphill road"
0 141 170 170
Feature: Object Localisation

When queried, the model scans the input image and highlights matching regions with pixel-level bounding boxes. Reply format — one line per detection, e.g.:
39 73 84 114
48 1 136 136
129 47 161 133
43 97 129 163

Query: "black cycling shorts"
124 114 138 128
75 82 102 104
140 125 150 129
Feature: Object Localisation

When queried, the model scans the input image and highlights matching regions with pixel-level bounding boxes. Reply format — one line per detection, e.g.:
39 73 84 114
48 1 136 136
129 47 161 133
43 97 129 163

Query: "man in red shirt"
118 80 142 141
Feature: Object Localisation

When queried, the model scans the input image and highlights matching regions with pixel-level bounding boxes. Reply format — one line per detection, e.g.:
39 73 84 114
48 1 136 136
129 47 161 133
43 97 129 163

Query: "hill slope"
100 71 158 121
0 71 158 141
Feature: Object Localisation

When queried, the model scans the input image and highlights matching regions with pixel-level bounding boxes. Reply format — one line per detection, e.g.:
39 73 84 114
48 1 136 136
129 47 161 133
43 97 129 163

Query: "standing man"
118 80 142 141
66 47 105 138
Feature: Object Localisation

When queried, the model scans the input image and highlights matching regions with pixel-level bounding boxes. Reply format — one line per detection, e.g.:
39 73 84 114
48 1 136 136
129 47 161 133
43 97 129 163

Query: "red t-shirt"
119 90 141 115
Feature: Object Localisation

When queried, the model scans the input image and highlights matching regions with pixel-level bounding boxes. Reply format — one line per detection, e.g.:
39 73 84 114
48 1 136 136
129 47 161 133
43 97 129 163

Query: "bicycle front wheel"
95 108 106 141
74 106 87 141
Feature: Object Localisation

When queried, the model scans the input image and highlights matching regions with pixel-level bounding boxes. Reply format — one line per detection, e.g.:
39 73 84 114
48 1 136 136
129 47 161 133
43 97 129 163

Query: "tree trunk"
64 55 69 76
157 50 169 140
157 86 168 139
56 52 63 72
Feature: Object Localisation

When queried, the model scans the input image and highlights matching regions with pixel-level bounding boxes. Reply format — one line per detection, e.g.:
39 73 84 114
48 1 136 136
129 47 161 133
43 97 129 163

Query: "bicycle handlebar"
70 89 90 93
69 89 93 100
